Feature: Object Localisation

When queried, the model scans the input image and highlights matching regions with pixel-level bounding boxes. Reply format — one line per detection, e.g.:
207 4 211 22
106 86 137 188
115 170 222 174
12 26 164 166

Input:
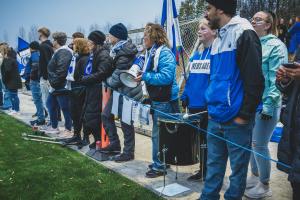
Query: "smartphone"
282 63 297 69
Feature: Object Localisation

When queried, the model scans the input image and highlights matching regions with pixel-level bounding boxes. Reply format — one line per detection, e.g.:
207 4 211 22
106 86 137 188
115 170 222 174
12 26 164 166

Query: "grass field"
0 113 162 200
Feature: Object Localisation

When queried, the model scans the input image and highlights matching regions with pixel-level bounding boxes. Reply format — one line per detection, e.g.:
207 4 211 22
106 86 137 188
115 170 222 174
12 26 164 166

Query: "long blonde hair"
197 18 215 52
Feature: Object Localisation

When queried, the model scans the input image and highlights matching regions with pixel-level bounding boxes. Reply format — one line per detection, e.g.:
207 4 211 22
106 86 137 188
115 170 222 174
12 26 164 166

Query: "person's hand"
260 113 272 120
284 62 300 80
134 71 143 82
276 66 291 83
233 117 248 125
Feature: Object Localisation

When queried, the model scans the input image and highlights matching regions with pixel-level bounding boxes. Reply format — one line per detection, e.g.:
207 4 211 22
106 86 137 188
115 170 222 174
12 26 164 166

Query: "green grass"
0 113 162 200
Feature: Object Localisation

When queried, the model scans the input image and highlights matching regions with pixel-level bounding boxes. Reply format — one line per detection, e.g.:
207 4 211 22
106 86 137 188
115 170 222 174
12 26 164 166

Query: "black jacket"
80 44 113 85
39 40 53 80
1 58 22 90
47 48 72 90
82 45 113 129
107 41 143 101
73 53 89 89
277 48 300 182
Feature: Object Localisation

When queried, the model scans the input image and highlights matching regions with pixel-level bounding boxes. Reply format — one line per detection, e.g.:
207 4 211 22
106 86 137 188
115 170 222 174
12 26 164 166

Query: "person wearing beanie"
27 41 46 126
200 1 264 199
109 23 128 41
100 23 142 162
41 31 73 136
79 30 113 150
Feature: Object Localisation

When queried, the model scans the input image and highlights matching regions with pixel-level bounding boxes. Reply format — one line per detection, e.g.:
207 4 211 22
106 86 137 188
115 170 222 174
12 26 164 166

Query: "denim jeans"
102 95 135 155
46 93 72 130
1 79 12 109
40 78 49 112
7 89 20 112
30 80 45 121
0 78 3 106
200 119 254 200
250 108 280 183
151 99 179 171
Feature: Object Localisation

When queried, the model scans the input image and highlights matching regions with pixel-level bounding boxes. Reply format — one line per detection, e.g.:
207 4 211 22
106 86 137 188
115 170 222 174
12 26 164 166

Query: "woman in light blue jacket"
135 23 179 178
245 11 288 199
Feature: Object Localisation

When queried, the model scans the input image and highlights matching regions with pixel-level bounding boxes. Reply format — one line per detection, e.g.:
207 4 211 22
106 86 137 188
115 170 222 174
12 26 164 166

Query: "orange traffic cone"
101 85 111 148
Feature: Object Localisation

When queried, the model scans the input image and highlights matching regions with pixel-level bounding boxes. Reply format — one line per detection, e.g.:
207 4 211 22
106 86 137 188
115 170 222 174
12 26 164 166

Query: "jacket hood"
116 41 137 58
260 34 278 43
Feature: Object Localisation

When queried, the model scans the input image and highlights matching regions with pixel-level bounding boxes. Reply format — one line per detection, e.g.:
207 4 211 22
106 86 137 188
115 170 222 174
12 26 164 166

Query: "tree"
102 22 112 34
28 25 39 42
178 0 206 21
18 26 26 39
76 26 86 36
89 23 101 33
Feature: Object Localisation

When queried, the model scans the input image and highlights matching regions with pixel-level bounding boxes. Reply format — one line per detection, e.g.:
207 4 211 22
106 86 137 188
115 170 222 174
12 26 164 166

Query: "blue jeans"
0 79 3 106
250 108 280 183
46 93 72 130
1 79 12 109
200 119 254 200
7 89 20 112
30 81 45 121
151 99 179 171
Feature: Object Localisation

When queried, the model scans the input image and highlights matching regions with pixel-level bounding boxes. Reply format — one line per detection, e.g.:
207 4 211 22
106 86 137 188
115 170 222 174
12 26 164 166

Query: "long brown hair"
144 23 170 47
263 11 278 36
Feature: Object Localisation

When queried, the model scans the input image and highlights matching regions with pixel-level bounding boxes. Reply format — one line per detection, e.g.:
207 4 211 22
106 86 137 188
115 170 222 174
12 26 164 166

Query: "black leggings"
291 182 300 200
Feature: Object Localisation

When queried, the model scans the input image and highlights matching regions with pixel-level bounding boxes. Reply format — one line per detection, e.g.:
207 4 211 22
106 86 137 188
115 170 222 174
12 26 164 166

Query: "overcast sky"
0 0 183 47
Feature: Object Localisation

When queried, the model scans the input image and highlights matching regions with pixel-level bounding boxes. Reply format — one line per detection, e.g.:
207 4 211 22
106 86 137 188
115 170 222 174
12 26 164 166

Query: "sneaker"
44 127 60 134
148 163 171 170
39 125 50 132
58 129 73 138
187 170 205 181
246 174 260 189
8 110 20 116
99 144 121 154
244 182 272 199
113 153 134 163
32 113 37 118
30 119 46 126
145 169 167 178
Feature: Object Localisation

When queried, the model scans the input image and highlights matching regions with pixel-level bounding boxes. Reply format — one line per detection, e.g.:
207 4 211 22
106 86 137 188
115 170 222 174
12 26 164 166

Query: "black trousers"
69 88 85 135
291 182 300 200
189 108 208 176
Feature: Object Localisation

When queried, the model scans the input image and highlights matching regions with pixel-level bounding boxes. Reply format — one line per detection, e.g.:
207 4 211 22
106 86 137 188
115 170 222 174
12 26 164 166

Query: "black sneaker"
99 144 121 154
145 169 167 178
113 153 134 163
63 135 81 145
148 163 170 169
30 119 46 126
187 170 205 181
89 142 97 149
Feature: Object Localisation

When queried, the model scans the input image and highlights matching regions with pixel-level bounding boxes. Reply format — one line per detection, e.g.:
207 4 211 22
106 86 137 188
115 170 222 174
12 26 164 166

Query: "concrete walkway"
7 92 292 200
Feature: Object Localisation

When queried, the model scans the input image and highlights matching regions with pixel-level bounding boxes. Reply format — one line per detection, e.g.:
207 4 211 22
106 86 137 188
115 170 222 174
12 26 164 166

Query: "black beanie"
29 41 40 50
88 30 106 45
109 23 128 40
205 0 237 15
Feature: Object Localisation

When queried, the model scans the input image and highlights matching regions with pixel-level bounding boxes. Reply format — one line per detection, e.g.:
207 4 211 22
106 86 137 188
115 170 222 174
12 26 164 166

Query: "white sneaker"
5 109 13 114
58 129 73 138
244 182 272 199
44 127 60 135
8 110 20 116
246 174 259 189
39 125 50 132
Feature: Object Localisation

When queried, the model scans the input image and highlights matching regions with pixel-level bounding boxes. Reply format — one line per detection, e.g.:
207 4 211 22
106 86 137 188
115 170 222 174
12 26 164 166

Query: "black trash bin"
158 113 201 166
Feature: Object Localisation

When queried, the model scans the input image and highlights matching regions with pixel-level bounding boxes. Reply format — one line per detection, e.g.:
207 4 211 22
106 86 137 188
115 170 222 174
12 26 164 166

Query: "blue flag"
17 37 30 75
161 0 183 63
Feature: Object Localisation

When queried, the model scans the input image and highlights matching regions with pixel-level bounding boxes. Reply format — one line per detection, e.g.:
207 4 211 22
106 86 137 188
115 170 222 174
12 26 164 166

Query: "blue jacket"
288 22 300 54
181 48 211 109
142 46 179 101
205 16 264 123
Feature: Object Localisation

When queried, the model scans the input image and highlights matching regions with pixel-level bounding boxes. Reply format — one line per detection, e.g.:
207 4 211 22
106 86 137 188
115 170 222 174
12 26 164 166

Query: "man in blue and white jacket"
200 1 265 200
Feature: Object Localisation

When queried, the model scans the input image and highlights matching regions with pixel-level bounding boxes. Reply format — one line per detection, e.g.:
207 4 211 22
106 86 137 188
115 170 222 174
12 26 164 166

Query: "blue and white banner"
16 37 30 75
161 0 183 61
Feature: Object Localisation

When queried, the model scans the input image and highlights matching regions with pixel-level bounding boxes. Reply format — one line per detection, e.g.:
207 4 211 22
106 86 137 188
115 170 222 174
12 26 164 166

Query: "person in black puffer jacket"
64 38 90 146
43 32 73 135
1 45 22 114
276 46 300 200
80 30 113 149
100 23 143 162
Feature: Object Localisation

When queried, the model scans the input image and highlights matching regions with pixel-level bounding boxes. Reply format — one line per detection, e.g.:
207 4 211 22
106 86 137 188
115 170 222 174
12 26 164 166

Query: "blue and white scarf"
84 53 93 76
142 44 164 72
109 40 128 59
66 53 77 81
